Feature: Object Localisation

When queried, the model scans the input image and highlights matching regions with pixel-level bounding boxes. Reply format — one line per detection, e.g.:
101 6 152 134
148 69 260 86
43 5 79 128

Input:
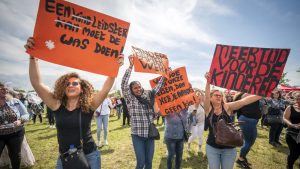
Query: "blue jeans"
56 150 100 169
238 115 258 158
206 144 236 169
132 134 155 169
96 115 109 142
165 138 184 169
116 106 122 119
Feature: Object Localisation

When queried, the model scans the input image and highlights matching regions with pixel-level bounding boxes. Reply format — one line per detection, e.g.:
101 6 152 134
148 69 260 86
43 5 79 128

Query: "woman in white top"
187 89 205 152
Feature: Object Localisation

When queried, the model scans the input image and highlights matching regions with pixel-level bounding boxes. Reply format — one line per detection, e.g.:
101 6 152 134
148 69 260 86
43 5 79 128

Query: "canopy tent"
277 84 300 92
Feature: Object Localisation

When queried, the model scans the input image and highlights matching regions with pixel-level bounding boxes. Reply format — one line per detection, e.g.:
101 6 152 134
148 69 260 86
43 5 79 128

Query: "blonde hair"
53 72 94 113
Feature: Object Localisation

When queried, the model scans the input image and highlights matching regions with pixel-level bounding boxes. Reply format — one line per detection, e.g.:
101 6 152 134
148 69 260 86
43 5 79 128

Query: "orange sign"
132 46 169 77
27 0 130 77
150 67 195 116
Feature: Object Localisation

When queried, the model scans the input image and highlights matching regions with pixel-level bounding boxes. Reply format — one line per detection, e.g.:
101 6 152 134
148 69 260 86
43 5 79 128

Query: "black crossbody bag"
146 106 160 140
60 109 90 169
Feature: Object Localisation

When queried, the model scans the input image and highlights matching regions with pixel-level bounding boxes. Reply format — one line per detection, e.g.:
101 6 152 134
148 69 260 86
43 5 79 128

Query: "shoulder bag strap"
177 113 186 130
79 109 83 147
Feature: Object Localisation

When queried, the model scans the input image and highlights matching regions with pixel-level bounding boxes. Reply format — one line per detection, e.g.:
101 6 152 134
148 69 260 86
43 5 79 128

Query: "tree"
279 72 290 86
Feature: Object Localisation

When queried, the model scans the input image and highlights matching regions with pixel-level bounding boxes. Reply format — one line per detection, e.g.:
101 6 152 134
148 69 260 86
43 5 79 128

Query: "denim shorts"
206 144 236 169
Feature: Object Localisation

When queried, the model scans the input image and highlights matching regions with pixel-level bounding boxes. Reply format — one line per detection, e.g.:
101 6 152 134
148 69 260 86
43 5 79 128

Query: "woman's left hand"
118 53 124 66
14 120 22 126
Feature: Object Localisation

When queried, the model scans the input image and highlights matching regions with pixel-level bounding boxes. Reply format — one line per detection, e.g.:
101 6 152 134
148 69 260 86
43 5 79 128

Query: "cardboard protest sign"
132 46 169 77
209 44 290 97
27 0 130 77
150 67 195 116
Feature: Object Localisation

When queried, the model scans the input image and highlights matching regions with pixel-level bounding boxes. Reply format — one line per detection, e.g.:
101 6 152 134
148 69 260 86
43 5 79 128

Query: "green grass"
1 114 299 169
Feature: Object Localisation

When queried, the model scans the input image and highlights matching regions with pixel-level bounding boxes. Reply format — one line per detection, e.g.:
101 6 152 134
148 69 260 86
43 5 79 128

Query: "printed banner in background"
132 46 169 77
150 67 195 116
209 44 290 97
27 0 130 77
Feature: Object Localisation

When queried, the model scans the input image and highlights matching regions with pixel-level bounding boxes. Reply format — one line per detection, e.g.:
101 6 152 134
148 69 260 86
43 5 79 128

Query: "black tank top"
54 106 96 154
287 105 300 133
206 104 234 149
239 100 262 119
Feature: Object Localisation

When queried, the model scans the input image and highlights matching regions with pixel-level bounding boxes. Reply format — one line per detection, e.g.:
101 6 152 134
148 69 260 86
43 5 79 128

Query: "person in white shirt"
187 89 205 153
94 97 113 146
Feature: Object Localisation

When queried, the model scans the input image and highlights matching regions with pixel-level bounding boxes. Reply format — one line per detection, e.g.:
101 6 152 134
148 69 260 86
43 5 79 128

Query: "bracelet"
30 57 38 61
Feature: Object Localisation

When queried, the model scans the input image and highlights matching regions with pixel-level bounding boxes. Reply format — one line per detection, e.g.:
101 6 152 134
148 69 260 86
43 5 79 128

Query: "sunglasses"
66 81 80 87
213 94 222 97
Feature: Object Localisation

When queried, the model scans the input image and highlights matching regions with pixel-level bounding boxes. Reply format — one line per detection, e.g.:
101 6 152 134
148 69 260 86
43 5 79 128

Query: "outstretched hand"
24 37 36 60
128 55 134 68
205 72 211 82
24 37 35 50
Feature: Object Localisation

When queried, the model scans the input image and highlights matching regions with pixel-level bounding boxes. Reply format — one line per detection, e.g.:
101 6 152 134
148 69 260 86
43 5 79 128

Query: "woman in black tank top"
203 72 262 169
283 92 300 169
25 37 124 169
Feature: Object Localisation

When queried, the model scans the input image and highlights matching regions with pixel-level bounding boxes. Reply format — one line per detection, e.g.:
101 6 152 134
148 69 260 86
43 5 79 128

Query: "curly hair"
53 72 94 113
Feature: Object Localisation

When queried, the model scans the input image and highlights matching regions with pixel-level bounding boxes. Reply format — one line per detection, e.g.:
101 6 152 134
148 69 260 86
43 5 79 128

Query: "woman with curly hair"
25 37 124 169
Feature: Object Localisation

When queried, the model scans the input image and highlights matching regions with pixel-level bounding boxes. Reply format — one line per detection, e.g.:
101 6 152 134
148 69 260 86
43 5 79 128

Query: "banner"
27 0 130 77
132 46 169 77
209 44 290 97
150 67 195 116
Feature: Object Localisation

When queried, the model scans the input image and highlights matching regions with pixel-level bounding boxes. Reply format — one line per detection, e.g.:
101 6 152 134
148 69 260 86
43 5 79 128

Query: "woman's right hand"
24 37 35 50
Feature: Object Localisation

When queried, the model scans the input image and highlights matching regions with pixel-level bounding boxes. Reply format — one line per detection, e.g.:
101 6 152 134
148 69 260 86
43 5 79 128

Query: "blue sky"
0 0 299 91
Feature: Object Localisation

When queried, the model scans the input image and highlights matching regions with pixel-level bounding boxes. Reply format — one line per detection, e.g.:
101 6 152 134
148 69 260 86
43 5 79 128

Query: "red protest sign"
27 0 130 77
150 67 195 116
209 44 290 97
132 46 169 77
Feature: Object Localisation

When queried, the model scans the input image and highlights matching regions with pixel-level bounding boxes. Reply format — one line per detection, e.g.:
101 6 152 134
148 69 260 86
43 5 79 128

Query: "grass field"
1 113 299 169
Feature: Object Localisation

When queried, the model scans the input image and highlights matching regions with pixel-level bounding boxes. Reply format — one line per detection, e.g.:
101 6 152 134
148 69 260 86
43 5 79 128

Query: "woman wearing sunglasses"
25 37 124 169
203 72 262 169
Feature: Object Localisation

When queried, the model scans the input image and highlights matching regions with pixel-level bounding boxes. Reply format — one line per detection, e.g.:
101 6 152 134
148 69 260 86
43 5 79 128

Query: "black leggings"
0 128 25 169
33 114 42 123
123 112 130 125
286 134 300 169
48 111 55 125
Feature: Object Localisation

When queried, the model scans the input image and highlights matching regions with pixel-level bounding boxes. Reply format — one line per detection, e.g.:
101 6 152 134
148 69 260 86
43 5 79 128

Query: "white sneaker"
97 141 102 147
104 140 108 145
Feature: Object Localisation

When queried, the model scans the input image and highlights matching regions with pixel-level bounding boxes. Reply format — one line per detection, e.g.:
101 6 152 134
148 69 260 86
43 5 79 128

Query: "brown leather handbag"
210 113 244 147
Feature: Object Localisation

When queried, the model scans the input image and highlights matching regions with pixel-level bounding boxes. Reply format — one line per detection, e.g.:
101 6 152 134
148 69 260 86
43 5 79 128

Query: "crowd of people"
0 37 299 169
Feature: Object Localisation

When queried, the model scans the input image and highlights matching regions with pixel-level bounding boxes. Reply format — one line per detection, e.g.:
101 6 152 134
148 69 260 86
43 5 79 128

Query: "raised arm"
203 72 211 116
25 37 60 111
227 94 262 112
121 55 134 101
152 76 165 95
91 54 124 110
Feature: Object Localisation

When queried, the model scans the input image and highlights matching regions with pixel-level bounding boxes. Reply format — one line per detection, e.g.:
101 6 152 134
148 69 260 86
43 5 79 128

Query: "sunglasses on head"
66 81 79 87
